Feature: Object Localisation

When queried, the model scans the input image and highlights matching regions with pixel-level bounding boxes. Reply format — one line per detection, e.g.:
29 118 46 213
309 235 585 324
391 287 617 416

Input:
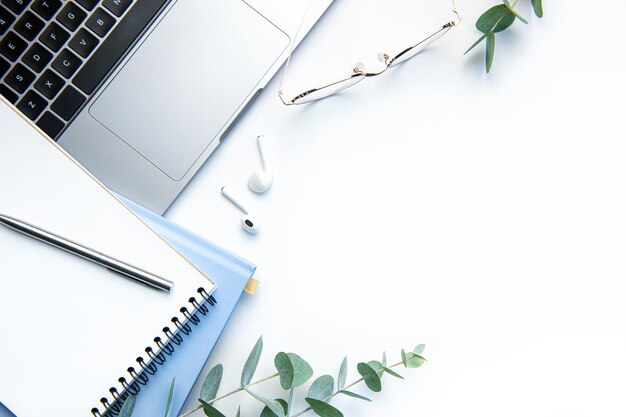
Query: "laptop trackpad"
89 0 288 180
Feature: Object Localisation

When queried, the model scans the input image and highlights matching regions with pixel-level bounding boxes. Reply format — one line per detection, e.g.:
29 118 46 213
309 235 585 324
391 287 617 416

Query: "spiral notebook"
0 100 217 417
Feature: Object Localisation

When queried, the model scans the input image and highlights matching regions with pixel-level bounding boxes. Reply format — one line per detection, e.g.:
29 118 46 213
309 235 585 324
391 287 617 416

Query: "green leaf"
338 390 372 402
236 407 241 417
118 394 136 417
404 352 427 368
305 398 344 417
401 349 407 367
260 400 288 417
367 360 384 378
199 400 228 417
357 362 382 392
241 337 263 387
413 344 426 355
274 352 295 390
382 352 387 367
486 32 496 73
286 353 314 387
465 33 488 55
502 0 510 5
383 367 404 379
308 375 335 400
531 0 543 18
245 389 286 417
200 364 223 403
476 4 515 33
163 378 175 417
338 357 347 390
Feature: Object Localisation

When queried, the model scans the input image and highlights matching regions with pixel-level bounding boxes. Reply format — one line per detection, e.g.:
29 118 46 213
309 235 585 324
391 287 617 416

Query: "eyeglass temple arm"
278 0 315 105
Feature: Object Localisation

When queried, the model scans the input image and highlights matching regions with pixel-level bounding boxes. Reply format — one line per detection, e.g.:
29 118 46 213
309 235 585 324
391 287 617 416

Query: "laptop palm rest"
89 0 289 181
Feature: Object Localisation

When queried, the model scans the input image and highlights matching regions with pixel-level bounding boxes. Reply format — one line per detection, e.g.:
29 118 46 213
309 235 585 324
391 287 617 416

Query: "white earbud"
248 135 273 194
221 186 260 234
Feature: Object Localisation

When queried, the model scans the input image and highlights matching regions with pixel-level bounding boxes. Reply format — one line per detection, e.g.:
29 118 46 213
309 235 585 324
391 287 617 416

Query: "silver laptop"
0 0 332 213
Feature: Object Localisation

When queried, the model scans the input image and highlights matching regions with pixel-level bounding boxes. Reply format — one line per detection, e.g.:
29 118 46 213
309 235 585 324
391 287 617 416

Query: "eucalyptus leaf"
486 32 496 73
199 400 228 417
286 353 314 387
338 357 348 390
531 0 543 18
308 375 335 400
357 362 382 392
305 398 344 417
245 389 286 417
413 344 426 355
274 352 295 390
118 394 136 417
382 352 387 367
163 378 175 417
260 399 288 417
476 4 515 33
367 361 384 378
383 367 404 379
236 407 241 417
404 352 427 369
241 337 263 387
200 364 223 403
401 349 407 367
338 390 372 402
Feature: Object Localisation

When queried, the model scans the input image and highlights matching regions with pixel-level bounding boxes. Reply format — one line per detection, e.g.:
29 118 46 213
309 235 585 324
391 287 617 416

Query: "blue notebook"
0 199 255 417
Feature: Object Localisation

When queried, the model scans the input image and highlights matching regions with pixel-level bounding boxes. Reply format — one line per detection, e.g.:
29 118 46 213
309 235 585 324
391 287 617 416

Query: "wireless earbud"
248 135 273 194
221 186 260 234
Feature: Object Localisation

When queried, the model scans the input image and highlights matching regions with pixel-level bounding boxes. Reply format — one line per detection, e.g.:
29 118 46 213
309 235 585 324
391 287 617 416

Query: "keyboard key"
0 56 9 76
36 110 64 138
39 22 70 52
0 31 27 61
0 5 15 36
15 10 45 40
103 0 132 17
76 0 98 11
0 83 18 103
51 84 84 120
4 62 35 93
86 7 115 37
1 0 31 15
69 28 98 58
74 0 168 95
34 68 63 98
22 42 52 72
31 0 61 20
17 89 46 119
56 2 87 32
52 48 81 78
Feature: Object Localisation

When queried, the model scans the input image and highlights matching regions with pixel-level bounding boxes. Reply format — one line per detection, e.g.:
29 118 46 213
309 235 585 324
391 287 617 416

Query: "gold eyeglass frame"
278 0 461 105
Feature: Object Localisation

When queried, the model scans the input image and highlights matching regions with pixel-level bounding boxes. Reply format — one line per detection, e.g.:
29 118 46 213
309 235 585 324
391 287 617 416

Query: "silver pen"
0 213 174 292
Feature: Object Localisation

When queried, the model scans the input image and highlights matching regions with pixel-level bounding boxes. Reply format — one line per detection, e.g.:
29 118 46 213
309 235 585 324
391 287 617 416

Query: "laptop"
0 0 333 213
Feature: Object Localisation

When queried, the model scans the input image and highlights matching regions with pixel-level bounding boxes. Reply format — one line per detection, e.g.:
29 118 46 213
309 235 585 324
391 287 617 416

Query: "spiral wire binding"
91 287 217 417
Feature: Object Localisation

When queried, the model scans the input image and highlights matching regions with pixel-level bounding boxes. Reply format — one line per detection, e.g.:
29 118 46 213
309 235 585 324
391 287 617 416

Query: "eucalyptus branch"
121 338 427 417
465 0 544 73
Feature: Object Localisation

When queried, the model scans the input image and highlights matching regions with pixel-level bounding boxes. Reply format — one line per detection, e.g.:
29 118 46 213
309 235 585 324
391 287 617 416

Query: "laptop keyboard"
0 0 168 140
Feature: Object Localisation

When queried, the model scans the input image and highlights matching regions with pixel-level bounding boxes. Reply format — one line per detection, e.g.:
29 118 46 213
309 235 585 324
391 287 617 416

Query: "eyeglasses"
278 0 461 105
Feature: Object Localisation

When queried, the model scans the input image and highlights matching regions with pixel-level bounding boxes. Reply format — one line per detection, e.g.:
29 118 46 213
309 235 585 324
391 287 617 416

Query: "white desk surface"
165 0 626 415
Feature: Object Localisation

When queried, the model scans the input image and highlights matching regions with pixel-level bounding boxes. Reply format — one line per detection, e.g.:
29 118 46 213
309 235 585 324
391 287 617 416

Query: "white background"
170 0 626 416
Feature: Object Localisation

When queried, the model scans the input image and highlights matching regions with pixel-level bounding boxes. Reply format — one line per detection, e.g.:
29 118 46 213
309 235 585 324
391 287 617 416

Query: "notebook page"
0 100 214 417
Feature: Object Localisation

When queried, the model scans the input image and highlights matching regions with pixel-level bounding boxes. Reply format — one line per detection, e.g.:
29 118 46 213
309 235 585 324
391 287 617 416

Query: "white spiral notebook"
0 100 215 416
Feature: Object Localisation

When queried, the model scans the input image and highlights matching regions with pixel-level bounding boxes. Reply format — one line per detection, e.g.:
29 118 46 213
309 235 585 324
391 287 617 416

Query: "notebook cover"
120 199 256 417
0 201 255 417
